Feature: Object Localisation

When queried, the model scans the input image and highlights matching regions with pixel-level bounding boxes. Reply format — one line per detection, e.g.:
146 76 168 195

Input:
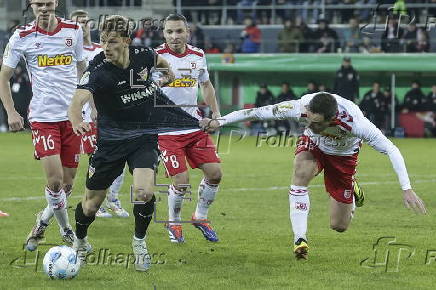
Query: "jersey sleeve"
77 68 103 94
218 100 302 126
74 26 85 62
2 31 24 69
198 53 210 83
352 113 412 190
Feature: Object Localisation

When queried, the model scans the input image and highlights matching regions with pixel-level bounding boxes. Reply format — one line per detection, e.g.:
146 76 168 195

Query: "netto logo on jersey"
37 54 73 67
167 78 197 88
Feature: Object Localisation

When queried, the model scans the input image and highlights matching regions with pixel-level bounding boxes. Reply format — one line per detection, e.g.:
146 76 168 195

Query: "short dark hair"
308 93 338 120
164 14 188 28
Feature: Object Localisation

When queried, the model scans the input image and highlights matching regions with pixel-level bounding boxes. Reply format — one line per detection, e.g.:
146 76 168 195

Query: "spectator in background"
333 57 359 102
190 23 205 49
277 19 304 52
313 19 338 52
276 82 298 133
240 17 262 53
402 22 418 52
403 80 425 112
132 18 161 47
424 85 436 112
221 43 236 63
356 0 376 22
204 39 222 53
342 17 360 53
295 16 314 52
341 0 356 23
253 83 275 134
381 18 404 52
359 36 381 53
302 81 318 96
316 32 336 53
359 81 386 129
416 28 430 53
318 83 331 92
237 0 258 24
277 82 297 102
200 0 222 25
255 83 275 107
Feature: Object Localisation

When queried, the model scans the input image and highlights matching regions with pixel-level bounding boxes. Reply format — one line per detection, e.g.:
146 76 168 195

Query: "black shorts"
86 134 158 190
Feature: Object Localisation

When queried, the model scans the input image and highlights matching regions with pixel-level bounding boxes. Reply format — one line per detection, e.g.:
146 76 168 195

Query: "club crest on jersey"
343 190 352 199
191 62 196 69
65 38 73 47
137 68 148 81
35 42 42 48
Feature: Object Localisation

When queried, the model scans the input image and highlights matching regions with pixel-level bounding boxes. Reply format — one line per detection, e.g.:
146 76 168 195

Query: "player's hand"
7 110 24 132
403 189 427 214
212 112 221 120
91 109 98 123
199 118 220 132
72 121 91 136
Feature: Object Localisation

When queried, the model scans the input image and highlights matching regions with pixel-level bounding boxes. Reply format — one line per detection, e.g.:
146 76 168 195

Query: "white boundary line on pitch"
1 178 436 202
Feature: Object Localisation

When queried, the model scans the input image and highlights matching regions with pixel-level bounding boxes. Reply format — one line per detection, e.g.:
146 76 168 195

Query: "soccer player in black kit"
68 15 199 272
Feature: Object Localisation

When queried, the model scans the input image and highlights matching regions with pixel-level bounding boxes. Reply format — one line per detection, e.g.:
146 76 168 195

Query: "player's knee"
206 169 223 184
330 224 348 232
134 187 153 202
47 180 63 192
82 201 99 216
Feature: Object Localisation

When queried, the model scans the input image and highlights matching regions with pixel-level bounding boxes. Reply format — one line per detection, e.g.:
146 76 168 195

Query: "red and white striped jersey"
155 43 209 135
82 43 103 122
2 18 84 123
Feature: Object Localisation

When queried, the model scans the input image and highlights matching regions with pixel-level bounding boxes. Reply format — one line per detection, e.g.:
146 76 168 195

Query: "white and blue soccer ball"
43 246 81 280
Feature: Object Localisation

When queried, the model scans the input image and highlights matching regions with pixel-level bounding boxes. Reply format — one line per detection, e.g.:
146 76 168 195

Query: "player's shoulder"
12 21 37 40
58 18 80 29
87 51 107 73
185 44 205 57
131 46 154 56
84 42 102 51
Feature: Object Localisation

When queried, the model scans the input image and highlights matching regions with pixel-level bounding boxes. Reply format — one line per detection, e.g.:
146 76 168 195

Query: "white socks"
194 178 219 220
108 170 125 202
44 186 71 230
168 185 184 224
289 185 310 243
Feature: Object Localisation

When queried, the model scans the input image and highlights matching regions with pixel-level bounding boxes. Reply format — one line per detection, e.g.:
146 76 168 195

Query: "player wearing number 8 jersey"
201 92 427 260
156 14 222 243
0 0 87 251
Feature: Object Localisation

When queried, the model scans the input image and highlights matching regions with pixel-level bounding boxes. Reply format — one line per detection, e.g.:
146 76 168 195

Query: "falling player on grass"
70 9 129 218
200 92 427 260
0 0 86 250
155 14 222 243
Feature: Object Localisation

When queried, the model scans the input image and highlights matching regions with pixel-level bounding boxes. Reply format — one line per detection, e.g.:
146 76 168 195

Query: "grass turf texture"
0 132 435 289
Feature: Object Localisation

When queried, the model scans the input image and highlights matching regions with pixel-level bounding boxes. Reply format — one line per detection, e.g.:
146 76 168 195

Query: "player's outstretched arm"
353 115 427 214
199 100 301 132
200 80 220 119
0 65 23 131
155 55 175 87
68 89 92 136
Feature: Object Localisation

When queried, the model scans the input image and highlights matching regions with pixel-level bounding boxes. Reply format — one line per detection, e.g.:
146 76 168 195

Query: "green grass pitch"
0 132 435 289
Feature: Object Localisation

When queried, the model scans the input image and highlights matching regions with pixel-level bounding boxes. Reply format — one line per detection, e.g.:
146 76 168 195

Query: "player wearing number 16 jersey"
201 92 427 260
156 14 222 243
0 0 87 251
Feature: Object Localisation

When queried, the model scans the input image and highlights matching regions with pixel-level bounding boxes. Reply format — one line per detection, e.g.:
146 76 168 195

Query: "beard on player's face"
163 21 189 52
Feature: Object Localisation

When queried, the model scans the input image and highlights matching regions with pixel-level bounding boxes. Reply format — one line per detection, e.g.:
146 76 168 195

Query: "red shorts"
158 130 221 176
30 121 81 168
295 136 358 204
80 122 97 155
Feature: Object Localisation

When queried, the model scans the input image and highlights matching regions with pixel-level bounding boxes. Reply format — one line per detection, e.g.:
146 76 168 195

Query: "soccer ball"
42 246 81 279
